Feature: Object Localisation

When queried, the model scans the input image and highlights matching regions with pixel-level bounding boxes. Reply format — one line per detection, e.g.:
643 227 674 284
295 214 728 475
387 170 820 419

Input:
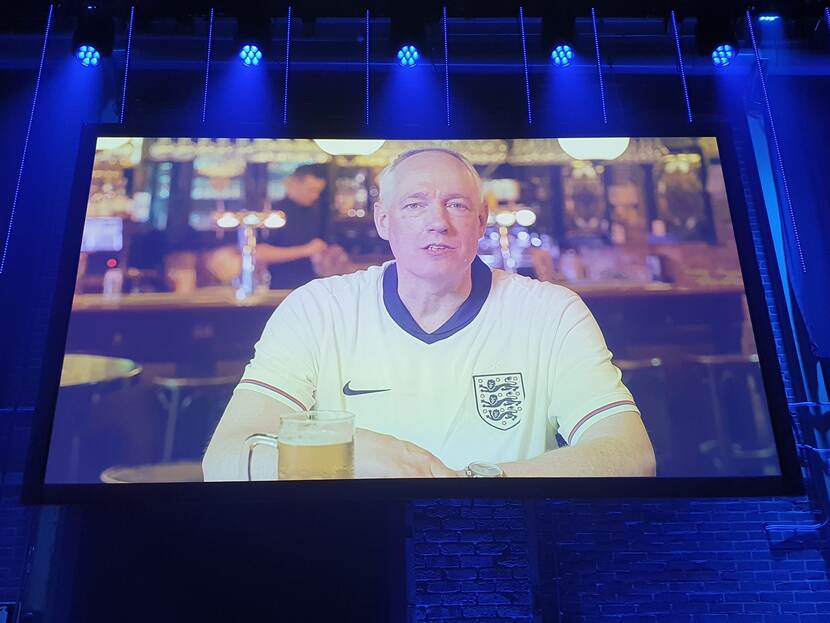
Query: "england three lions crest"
473 373 525 430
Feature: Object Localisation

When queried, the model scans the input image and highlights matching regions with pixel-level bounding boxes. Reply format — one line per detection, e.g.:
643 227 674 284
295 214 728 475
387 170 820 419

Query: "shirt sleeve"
234 283 327 411
549 294 640 446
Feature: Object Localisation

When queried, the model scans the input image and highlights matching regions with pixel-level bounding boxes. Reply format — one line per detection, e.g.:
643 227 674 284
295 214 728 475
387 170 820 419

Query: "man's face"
285 174 326 207
374 152 487 282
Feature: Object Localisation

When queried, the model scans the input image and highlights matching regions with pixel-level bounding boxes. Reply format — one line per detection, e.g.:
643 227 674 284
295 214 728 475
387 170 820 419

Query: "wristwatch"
464 461 505 478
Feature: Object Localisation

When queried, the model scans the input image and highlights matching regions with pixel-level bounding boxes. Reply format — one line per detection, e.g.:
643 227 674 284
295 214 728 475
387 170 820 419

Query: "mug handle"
241 433 279 481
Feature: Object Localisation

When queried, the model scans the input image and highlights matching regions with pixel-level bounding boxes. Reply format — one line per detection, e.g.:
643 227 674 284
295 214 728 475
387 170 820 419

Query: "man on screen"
203 148 655 480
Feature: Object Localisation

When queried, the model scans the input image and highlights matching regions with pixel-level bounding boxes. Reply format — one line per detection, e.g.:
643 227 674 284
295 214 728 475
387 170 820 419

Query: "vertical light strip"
283 5 292 126
202 7 214 124
670 10 693 124
443 5 450 127
365 9 370 126
746 10 806 273
826 7 830 31
0 4 53 276
518 6 532 125
119 5 135 124
591 7 608 124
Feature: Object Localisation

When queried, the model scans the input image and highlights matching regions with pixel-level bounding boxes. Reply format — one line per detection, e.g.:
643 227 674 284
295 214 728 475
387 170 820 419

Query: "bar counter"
71 281 744 312
64 282 749 369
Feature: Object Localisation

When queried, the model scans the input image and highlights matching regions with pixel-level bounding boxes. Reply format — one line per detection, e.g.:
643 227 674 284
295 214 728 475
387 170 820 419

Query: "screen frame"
23 120 803 503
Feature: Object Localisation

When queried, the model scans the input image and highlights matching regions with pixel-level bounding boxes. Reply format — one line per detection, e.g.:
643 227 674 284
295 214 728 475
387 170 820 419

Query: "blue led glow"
443 5 450 126
711 43 735 67
550 44 574 67
120 5 134 123
283 5 292 125
397 44 419 67
518 6 532 125
239 43 263 66
591 8 607 124
76 44 100 67
746 9 806 273
671 10 693 124
1 3 53 275
758 14 780 22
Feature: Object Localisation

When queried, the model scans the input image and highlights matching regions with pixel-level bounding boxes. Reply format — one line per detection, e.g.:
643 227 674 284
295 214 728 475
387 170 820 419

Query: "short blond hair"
377 147 484 206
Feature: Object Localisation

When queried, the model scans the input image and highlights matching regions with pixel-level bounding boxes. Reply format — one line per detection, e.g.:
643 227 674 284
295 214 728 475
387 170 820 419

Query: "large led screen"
41 135 787 486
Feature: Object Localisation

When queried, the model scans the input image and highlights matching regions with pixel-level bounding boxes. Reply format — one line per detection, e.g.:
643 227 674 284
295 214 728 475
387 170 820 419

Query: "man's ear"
477 202 489 235
374 202 389 241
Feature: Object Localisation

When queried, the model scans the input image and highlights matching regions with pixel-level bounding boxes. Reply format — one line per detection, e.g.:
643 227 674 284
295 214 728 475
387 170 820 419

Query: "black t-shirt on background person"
264 196 323 289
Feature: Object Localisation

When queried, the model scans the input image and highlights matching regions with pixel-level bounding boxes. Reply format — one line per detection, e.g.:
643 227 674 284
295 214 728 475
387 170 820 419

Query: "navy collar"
382 256 493 344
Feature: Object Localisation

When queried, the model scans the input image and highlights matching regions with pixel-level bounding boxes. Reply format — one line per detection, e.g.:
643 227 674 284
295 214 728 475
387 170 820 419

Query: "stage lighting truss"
550 44 574 67
239 44 263 66
711 43 736 66
397 44 419 67
76 44 100 67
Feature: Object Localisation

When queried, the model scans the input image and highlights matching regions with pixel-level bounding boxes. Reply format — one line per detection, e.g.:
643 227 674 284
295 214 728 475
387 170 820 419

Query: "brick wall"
0 483 32 606
0 407 35 609
409 496 830 623
409 499 534 623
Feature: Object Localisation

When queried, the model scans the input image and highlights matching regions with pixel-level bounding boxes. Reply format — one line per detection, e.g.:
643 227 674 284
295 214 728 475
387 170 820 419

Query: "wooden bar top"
71 281 745 312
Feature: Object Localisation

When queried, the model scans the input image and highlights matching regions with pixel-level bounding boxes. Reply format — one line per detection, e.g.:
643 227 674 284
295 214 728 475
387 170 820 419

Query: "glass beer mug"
241 411 355 481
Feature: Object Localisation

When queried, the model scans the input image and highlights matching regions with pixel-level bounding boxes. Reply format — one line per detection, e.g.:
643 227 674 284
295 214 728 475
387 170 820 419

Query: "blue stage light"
75 44 100 67
758 14 781 23
239 44 263 67
550 44 574 67
397 44 419 67
711 43 736 67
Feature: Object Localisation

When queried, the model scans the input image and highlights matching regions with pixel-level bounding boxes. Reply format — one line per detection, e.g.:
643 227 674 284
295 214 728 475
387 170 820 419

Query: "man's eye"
448 202 469 210
403 202 422 210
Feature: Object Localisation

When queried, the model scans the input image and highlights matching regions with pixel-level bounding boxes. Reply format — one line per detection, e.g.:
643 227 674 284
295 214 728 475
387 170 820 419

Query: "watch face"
469 461 503 477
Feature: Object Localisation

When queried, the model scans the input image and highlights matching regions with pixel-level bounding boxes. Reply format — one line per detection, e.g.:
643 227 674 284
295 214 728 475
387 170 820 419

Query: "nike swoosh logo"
343 381 391 396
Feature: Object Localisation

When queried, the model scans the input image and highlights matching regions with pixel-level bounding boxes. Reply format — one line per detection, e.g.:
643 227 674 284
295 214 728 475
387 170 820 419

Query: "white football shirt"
236 257 639 470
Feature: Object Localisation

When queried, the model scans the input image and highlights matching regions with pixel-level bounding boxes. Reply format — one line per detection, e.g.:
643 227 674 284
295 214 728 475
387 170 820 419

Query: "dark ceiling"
1 1 827 30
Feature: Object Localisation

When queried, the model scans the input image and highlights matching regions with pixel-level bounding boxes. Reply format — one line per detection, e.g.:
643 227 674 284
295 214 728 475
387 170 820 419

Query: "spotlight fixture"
550 44 575 67
758 14 781 22
711 43 736 66
542 4 577 66
76 44 100 67
389 3 438 67
239 44 263 67
72 3 114 67
397 44 420 67
235 8 272 66
695 10 740 68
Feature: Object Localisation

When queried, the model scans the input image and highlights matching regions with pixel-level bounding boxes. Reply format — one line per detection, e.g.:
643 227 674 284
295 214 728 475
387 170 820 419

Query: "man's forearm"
202 389 291 482
256 242 310 265
499 435 656 478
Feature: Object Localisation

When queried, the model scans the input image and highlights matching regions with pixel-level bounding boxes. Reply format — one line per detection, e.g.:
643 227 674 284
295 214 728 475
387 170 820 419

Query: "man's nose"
424 201 450 233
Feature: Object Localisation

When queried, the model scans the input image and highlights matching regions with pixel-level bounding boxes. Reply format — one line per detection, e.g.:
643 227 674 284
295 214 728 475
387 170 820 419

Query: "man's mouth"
423 244 454 251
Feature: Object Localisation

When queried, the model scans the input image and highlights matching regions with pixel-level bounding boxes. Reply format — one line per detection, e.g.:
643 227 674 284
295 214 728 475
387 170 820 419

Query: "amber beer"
278 437 354 480
242 411 356 481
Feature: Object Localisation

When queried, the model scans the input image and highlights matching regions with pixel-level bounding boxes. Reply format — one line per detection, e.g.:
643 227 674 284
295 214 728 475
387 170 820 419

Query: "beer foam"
283 427 352 446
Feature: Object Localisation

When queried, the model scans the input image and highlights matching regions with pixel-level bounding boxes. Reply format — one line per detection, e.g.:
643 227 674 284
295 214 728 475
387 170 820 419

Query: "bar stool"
614 358 671 474
152 374 240 461
57 354 143 482
685 353 778 476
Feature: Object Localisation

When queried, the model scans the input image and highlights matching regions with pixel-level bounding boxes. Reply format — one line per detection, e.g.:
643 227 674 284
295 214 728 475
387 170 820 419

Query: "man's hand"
304 238 328 257
354 428 456 478
311 243 353 277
